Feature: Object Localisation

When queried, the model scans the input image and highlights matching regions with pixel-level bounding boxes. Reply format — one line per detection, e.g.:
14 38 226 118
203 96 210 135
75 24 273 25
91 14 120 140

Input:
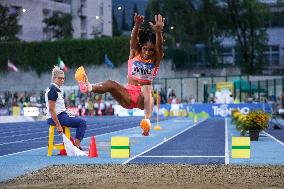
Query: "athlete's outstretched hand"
133 13 144 27
149 14 165 33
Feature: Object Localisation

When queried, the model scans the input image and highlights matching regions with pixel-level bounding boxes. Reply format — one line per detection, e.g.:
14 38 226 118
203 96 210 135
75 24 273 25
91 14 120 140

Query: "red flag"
7 59 18 72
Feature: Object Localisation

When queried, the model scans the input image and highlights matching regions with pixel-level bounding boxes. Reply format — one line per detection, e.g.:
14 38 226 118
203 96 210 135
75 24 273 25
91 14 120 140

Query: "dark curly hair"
138 28 156 47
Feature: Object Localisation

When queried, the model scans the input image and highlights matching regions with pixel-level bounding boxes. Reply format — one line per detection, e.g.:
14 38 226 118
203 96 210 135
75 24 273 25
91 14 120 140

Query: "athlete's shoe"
140 118 151 136
75 66 86 82
79 82 88 93
75 66 90 93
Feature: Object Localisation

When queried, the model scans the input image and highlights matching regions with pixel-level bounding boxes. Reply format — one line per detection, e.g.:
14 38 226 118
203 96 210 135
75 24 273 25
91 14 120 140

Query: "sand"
1 164 284 189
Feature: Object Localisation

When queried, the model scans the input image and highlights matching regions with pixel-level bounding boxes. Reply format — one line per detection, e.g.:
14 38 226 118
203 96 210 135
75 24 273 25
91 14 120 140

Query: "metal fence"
1 75 283 105
153 75 284 103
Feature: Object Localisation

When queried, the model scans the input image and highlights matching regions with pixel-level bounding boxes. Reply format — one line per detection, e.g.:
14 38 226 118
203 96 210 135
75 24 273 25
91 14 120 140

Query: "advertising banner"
0 108 9 116
113 105 144 116
155 103 271 118
23 107 39 117
12 106 21 116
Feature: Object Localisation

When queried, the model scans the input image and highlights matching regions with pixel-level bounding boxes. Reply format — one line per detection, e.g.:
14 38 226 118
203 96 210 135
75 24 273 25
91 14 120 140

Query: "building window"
9 6 22 16
100 22 104 33
81 0 87 7
81 33 87 39
17 25 23 36
80 16 87 31
263 45 280 66
43 27 53 40
43 9 52 19
52 0 71 4
100 2 104 16
219 46 235 65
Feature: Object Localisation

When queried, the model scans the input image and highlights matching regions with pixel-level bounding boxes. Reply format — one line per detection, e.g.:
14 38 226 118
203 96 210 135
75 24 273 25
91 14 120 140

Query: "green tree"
269 10 284 27
144 0 163 29
112 10 121 36
193 0 226 68
43 11 73 39
0 4 20 41
131 4 139 29
226 0 269 74
146 0 270 73
121 8 129 31
146 0 225 68
145 0 162 19
160 0 195 43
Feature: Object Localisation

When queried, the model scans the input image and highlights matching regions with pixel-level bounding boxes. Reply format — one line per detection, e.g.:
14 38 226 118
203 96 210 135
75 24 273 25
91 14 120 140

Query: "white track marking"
122 119 207 164
139 155 225 158
263 131 284 146
225 118 229 165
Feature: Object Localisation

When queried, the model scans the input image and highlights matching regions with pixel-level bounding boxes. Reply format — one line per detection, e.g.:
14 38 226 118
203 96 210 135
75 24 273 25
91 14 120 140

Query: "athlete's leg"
76 69 132 108
138 85 154 136
141 85 154 119
90 80 132 108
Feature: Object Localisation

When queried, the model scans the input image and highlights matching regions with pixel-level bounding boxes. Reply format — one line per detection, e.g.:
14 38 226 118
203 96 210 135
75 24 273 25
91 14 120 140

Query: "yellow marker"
188 111 194 119
154 125 161 130
194 114 198 123
232 137 250 158
198 111 209 119
111 137 130 158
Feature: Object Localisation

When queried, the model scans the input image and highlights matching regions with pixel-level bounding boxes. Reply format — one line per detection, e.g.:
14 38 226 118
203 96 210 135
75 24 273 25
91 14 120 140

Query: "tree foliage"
226 0 269 74
112 9 121 36
121 8 129 31
0 4 20 41
42 11 73 39
0 37 129 75
146 0 271 74
131 4 139 29
193 0 226 68
146 0 227 68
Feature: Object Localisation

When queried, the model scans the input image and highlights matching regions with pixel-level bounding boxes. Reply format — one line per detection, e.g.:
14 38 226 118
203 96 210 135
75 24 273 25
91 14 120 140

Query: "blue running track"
1 116 284 182
128 118 226 164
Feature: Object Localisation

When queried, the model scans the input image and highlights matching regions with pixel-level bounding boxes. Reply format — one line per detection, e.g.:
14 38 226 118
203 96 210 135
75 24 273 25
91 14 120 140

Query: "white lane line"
122 119 207 165
225 118 229 165
263 131 284 146
0 131 49 139
0 119 186 157
0 125 140 157
0 124 137 145
0 136 48 145
139 155 225 158
0 147 47 158
0 127 46 135
0 122 127 135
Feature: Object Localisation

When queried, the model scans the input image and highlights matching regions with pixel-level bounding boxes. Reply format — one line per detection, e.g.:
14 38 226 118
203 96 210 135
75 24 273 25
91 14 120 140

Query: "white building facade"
218 0 284 74
0 0 112 41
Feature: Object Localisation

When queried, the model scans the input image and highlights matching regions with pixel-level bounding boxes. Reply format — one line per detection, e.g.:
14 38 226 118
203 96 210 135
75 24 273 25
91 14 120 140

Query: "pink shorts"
125 84 142 109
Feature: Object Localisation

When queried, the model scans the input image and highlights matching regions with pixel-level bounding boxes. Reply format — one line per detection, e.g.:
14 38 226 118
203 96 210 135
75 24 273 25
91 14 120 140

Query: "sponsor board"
153 103 271 118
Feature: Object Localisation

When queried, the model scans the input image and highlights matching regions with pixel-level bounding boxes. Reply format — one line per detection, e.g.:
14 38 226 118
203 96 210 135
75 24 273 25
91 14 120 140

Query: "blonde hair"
51 66 64 81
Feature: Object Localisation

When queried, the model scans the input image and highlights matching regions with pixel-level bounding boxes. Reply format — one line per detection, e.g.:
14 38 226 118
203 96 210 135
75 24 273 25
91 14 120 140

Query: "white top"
45 83 66 119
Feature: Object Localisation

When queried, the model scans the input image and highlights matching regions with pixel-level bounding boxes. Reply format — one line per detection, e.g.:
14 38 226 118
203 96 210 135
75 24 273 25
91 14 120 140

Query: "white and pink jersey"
128 55 159 82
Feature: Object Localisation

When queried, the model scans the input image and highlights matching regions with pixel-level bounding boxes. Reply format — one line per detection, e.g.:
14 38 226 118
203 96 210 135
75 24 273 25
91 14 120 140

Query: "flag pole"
154 72 161 131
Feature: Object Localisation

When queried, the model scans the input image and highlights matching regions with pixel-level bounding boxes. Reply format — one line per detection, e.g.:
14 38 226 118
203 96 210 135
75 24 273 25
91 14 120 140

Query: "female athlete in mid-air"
75 13 165 136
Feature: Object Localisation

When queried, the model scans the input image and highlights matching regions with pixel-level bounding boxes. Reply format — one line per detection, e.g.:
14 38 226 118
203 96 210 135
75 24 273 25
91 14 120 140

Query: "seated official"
45 66 87 149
